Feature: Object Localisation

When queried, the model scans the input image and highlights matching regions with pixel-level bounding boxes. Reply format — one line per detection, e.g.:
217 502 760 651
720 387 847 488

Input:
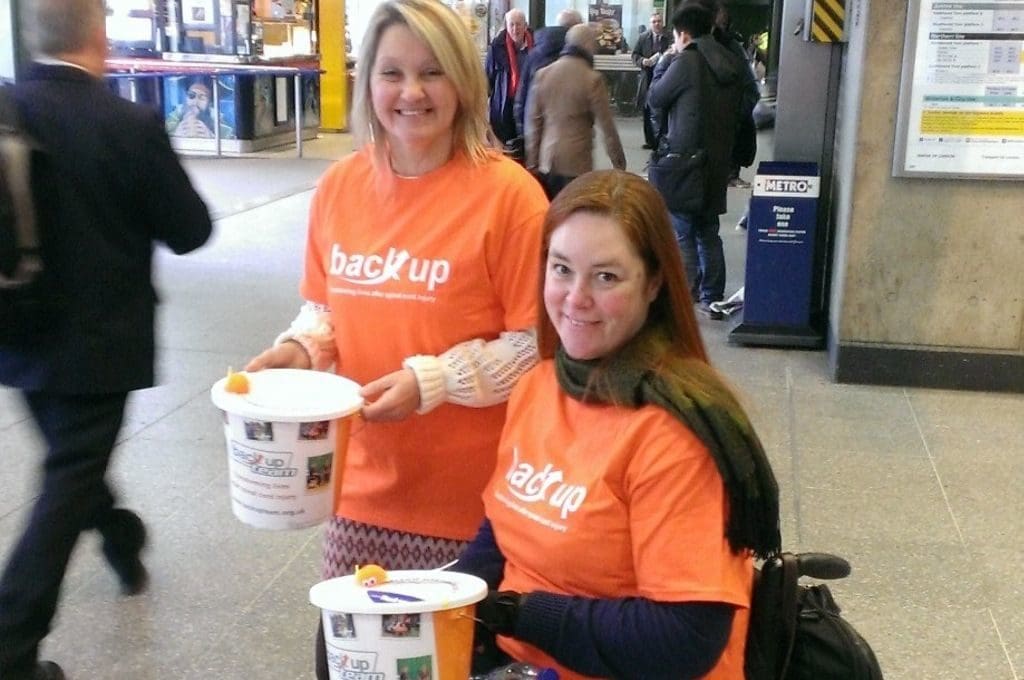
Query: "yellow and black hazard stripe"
811 0 845 43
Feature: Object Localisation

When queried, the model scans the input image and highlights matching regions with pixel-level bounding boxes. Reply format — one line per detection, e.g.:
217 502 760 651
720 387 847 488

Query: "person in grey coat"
647 5 742 319
525 23 626 199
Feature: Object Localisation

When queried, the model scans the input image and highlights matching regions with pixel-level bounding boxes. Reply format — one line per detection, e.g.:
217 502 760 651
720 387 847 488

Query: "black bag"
753 98 775 130
502 136 525 165
733 113 757 168
745 552 884 680
647 146 707 215
0 87 47 346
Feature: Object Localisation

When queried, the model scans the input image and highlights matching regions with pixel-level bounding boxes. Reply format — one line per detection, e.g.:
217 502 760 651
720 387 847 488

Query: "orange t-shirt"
301 148 547 540
484 361 753 679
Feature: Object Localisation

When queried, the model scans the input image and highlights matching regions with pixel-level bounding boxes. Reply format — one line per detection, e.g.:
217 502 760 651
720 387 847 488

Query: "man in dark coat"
704 1 760 186
486 9 533 145
0 1 212 677
631 12 672 149
513 8 583 138
648 5 742 320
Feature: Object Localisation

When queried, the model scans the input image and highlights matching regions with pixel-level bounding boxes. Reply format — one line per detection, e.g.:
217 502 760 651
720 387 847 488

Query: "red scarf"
505 30 534 96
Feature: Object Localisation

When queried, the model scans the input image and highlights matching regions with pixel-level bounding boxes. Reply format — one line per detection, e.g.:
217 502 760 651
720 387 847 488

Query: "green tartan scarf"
554 336 781 560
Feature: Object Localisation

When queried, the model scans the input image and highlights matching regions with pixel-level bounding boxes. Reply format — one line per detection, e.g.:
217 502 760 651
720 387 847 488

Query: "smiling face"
544 212 661 361
370 23 458 166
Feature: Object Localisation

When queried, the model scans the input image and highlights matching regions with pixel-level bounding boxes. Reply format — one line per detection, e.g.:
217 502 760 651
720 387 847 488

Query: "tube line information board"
894 0 1024 179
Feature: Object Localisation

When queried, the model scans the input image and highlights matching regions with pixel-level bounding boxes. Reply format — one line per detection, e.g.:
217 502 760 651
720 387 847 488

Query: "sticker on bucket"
368 590 424 604
211 369 363 530
310 570 488 680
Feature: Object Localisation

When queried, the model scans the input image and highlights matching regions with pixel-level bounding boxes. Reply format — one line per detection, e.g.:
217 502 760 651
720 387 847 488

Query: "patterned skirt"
321 516 468 579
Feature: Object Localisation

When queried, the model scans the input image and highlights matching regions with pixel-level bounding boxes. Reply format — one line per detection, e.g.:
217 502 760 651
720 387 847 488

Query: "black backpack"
0 86 47 346
745 552 884 680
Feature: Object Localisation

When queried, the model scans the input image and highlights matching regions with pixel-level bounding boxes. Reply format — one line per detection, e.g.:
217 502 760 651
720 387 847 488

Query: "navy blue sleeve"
454 519 505 589
513 56 536 137
485 46 498 94
647 52 688 110
513 592 735 680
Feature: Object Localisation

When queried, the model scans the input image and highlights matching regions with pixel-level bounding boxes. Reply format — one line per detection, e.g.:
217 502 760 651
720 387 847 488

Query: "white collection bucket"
310 570 488 680
210 369 363 530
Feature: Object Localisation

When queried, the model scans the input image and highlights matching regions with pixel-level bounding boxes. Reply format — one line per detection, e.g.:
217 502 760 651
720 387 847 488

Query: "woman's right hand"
245 341 311 372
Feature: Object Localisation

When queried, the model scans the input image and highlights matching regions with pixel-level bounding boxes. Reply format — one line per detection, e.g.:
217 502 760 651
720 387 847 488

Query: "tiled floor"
1 118 1022 679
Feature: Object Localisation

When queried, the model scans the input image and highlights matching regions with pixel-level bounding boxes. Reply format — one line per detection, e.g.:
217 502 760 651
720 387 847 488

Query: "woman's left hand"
359 368 421 422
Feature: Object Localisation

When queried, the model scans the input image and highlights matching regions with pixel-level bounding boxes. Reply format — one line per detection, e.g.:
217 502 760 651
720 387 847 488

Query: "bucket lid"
309 570 488 615
211 369 363 422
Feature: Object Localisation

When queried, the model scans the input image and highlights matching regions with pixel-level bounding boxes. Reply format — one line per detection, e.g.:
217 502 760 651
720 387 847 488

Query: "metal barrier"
105 62 323 158
592 55 641 117
592 54 640 72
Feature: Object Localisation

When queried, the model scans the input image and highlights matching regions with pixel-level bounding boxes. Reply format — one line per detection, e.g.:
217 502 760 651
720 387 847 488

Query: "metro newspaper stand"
729 161 824 348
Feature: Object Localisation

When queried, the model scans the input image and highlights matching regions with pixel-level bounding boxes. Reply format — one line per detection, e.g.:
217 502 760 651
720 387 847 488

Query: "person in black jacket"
631 12 672 149
701 0 760 187
0 2 212 678
647 5 742 320
512 8 583 139
689 0 762 224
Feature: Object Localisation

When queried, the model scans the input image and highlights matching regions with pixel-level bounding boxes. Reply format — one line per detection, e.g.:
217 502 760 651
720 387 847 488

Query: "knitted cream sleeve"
273 302 337 371
402 329 539 414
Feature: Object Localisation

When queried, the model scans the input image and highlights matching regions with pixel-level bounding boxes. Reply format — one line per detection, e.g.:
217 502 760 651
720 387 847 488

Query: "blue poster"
303 74 321 128
163 74 237 139
253 74 275 137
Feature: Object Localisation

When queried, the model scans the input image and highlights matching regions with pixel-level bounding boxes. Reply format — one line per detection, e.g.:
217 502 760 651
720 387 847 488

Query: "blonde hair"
352 0 494 166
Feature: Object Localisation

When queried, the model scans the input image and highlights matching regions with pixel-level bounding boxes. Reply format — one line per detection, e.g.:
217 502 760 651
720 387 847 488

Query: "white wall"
1 0 16 81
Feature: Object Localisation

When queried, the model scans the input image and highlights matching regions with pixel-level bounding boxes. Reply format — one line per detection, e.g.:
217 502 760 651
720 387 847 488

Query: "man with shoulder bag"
0 1 213 677
647 3 743 320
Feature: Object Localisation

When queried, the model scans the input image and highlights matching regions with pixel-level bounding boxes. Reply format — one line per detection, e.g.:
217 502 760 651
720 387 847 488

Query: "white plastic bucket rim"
211 368 363 422
310 570 488 615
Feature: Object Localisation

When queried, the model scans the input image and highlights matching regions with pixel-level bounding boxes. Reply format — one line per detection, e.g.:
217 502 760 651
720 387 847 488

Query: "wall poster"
893 0 1024 179
164 75 237 139
589 4 628 54
182 0 217 28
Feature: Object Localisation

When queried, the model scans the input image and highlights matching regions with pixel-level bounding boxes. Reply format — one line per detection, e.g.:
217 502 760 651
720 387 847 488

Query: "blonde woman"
243 0 548 675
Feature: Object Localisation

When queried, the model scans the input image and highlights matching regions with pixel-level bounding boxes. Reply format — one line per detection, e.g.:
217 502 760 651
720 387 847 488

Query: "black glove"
474 590 522 636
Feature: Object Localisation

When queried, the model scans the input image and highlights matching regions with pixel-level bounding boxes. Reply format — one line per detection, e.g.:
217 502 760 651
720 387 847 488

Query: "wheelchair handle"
796 552 851 580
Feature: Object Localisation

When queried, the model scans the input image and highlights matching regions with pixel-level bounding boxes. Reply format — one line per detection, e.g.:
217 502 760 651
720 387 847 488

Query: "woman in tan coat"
524 24 626 199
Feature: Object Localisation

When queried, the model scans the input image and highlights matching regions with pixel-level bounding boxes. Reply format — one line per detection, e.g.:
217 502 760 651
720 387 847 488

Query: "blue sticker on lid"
367 590 424 604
